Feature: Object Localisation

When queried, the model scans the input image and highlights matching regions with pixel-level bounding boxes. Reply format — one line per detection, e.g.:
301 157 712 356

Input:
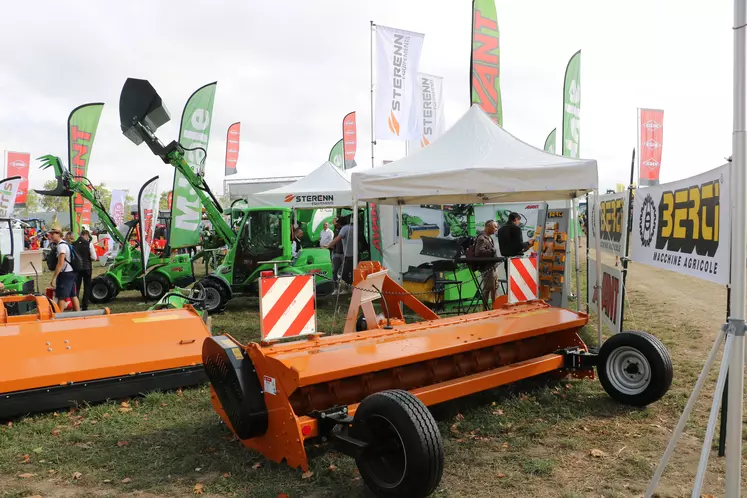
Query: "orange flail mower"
203 262 672 497
0 294 211 420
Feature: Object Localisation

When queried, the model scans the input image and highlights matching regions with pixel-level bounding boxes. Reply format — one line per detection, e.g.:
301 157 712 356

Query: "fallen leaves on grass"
6 421 12 427
116 441 129 447
161 403 168 407
103 479 112 483
496 472 505 478
455 413 465 421
74 442 92 449
449 423 460 434
252 463 261 469
121 477 133 483
48 469 57 475
51 429 61 436
119 402 131 413
492 409 504 416
32 447 43 454
278 494 290 498
18 473 35 478
328 464 338 472
590 449 607 458
21 453 31 463
193 482 205 494
223 472 231 479
72 471 83 480
502 442 509 448
205 447 217 454
103 413 111 418
195 468 202 472
89 419 98 425
177 388 184 397
301 470 314 479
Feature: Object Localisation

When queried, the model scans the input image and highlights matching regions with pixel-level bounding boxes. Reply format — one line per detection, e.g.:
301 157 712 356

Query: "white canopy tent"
352 105 597 205
256 161 353 208
350 103 603 342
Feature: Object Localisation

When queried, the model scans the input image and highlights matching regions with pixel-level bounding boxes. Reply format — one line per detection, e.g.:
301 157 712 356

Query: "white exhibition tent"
351 104 598 205
349 104 603 341
256 161 353 208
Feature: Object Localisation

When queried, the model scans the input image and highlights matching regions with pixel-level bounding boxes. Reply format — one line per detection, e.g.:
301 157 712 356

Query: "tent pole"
572 196 581 312
726 0 746 492
353 200 359 270
398 203 404 284
593 189 603 347
370 21 376 170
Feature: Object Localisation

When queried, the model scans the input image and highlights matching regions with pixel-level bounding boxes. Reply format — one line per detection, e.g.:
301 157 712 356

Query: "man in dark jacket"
474 220 499 306
497 212 535 278
73 229 98 310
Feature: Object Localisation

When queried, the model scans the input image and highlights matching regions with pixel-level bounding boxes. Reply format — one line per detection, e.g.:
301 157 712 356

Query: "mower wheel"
90 275 117 304
144 273 169 300
597 331 673 407
352 389 443 498
200 278 228 314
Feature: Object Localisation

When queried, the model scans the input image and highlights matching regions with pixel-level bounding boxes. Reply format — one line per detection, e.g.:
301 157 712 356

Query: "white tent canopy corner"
351 104 598 205
256 161 353 208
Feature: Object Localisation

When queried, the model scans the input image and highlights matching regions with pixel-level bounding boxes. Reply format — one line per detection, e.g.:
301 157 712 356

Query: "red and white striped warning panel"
508 257 539 303
259 274 316 340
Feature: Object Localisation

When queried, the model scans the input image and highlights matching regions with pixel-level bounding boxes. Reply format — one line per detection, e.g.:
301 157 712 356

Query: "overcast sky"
0 0 734 198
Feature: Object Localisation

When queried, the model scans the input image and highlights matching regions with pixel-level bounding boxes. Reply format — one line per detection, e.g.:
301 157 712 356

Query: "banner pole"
636 108 641 187
593 189 603 347
370 20 376 169
618 147 635 332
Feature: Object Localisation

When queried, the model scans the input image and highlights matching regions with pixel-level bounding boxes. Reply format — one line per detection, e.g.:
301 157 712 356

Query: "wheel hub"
204 288 221 310
606 346 651 396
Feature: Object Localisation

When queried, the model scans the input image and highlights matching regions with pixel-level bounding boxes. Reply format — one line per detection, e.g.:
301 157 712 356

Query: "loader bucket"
0 294 211 420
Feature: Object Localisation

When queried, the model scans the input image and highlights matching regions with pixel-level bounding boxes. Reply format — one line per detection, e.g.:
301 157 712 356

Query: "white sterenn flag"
375 24 425 141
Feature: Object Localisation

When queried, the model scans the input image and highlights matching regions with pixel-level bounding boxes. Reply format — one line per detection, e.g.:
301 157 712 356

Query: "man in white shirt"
319 221 334 249
49 229 80 312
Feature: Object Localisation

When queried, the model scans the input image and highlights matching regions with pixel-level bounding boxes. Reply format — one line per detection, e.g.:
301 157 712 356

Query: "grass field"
0 250 742 497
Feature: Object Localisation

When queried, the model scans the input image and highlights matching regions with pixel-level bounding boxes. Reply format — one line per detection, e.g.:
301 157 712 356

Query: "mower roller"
0 290 212 421
202 262 672 497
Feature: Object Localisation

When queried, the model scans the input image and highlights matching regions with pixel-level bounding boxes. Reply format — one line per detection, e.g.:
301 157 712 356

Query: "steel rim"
606 346 651 395
91 282 109 300
146 280 164 297
204 287 221 310
360 414 407 489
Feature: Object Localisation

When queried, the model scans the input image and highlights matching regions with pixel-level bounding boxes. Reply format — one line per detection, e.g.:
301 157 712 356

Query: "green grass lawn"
0 254 737 497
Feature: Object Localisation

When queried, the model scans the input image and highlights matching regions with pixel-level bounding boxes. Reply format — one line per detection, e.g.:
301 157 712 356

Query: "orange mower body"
203 262 672 497
0 294 211 420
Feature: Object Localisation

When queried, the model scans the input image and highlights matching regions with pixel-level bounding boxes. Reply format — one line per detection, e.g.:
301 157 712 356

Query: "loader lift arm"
119 78 236 247
35 155 125 245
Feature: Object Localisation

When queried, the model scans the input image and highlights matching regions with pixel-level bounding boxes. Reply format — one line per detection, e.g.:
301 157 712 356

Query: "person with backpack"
47 228 81 312
73 229 98 311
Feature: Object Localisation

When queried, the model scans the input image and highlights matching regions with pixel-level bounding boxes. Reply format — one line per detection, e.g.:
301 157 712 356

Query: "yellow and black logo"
641 180 720 256
599 198 624 243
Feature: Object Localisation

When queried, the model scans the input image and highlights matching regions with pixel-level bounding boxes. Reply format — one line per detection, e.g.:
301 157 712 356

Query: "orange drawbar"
0 295 211 420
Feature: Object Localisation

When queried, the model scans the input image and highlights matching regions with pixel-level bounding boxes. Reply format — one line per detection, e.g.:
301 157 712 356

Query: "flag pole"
370 20 376 169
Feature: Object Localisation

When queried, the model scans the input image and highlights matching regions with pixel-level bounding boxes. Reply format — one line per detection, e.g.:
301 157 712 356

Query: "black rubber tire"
199 278 229 314
352 389 444 498
597 331 673 407
90 275 117 304
144 272 170 300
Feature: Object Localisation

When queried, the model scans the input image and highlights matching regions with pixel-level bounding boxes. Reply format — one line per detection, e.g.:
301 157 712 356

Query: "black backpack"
46 242 82 272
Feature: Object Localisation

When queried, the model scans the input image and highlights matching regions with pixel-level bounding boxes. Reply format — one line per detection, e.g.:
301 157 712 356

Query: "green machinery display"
119 78 339 313
0 219 35 296
35 155 195 302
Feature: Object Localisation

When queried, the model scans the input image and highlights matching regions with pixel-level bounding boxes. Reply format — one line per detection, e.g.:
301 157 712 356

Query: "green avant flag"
170 82 217 248
68 103 104 236
329 139 344 170
470 0 502 126
543 128 557 154
561 50 581 158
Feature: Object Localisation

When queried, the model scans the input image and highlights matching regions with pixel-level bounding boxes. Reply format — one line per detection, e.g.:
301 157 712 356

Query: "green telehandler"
119 78 351 313
35 155 195 302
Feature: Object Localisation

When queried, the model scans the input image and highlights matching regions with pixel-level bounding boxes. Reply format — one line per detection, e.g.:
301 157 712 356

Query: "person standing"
474 220 500 306
329 219 344 288
496 212 535 292
291 228 304 260
73 229 98 311
325 216 354 287
49 229 80 312
319 221 334 250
